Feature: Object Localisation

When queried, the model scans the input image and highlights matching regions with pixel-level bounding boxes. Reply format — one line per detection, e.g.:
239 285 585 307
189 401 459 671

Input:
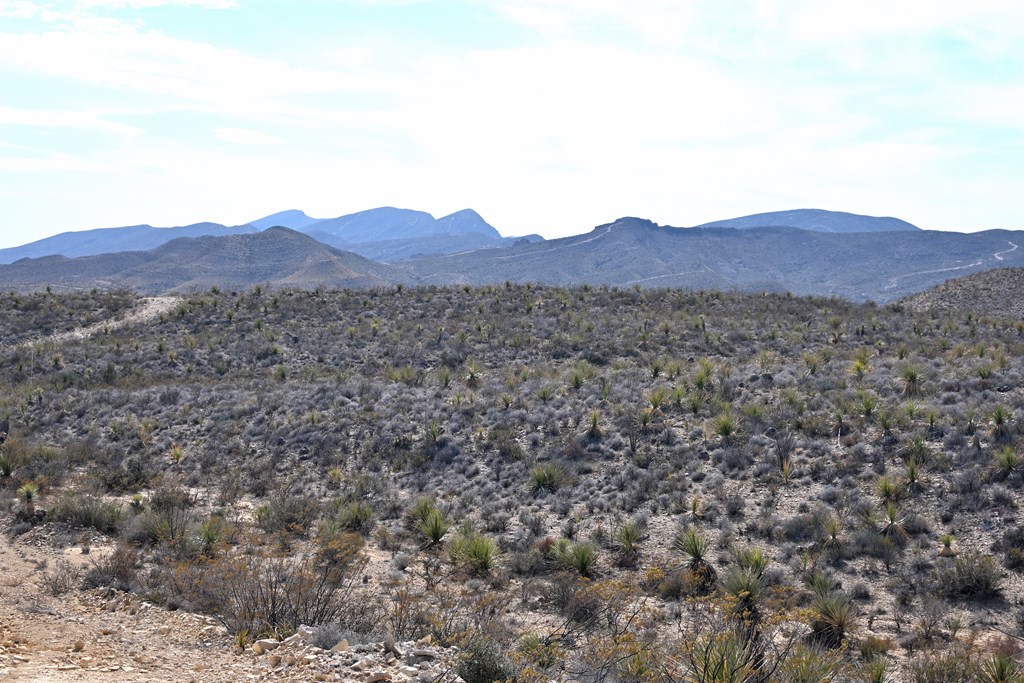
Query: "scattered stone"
331 639 349 653
252 638 280 655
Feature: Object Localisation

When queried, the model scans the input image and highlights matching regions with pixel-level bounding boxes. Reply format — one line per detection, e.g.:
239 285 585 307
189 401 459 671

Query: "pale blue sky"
1 0 1022 248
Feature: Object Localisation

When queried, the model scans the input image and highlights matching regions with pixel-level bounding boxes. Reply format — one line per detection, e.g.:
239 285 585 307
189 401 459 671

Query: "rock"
367 673 392 683
252 638 280 655
352 658 374 671
412 649 438 659
401 666 421 677
385 634 402 657
331 639 349 652
267 655 281 668
72 641 85 652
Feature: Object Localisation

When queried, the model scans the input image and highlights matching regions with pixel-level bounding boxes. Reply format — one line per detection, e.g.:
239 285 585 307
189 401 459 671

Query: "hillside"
902 267 1024 319
401 218 1023 301
1 285 1022 682
0 228 401 294
697 208 921 233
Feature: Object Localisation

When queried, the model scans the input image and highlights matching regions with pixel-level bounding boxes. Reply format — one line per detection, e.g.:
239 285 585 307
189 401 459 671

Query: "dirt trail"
19 297 180 349
0 530 265 682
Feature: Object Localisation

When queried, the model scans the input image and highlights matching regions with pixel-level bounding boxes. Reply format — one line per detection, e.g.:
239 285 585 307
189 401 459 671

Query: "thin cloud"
214 127 283 145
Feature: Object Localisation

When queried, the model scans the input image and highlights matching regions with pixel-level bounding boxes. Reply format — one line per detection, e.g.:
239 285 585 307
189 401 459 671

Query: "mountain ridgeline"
0 208 1020 303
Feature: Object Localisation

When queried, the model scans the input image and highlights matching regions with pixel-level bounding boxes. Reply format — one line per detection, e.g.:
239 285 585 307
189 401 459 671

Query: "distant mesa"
696 208 920 233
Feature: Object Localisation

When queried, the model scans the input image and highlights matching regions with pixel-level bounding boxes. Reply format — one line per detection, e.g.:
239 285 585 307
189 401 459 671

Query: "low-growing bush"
47 493 122 534
934 553 1003 599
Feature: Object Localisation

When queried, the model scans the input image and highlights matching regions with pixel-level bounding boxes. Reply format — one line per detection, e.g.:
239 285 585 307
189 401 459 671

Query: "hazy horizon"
2 1 1022 249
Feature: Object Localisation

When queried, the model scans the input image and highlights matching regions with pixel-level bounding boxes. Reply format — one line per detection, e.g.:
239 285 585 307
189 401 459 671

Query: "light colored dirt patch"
0 529 259 682
19 297 180 349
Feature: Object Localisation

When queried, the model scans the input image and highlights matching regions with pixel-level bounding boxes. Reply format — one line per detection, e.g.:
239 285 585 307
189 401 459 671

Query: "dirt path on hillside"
0 529 269 682
19 297 181 349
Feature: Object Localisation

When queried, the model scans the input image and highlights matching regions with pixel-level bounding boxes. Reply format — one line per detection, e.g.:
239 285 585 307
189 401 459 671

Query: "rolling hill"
0 227 402 294
0 222 258 264
697 208 920 233
398 217 1023 301
901 267 1024 319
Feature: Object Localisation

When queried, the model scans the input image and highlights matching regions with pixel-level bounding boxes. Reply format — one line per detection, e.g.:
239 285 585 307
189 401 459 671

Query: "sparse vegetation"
2 283 1024 682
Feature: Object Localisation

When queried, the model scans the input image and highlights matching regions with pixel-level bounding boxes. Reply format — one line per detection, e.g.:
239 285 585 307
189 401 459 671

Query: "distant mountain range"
0 208 1020 301
0 206 540 265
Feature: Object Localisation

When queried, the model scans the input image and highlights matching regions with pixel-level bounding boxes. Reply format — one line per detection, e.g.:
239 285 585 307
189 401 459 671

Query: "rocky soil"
902 267 1024 320
0 529 462 682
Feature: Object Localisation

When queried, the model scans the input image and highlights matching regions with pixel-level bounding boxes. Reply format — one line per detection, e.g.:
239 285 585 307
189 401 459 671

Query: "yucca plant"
810 592 855 648
196 515 225 555
820 516 844 559
552 539 599 577
0 451 19 479
17 481 40 517
415 507 450 549
615 520 646 556
674 527 716 592
900 365 924 397
980 651 1022 683
991 405 1013 443
880 502 909 543
731 545 769 578
713 410 737 443
858 655 893 683
722 567 765 624
586 409 602 440
994 446 1022 476
449 531 500 576
530 462 567 493
779 643 843 682
876 475 903 504
804 569 837 601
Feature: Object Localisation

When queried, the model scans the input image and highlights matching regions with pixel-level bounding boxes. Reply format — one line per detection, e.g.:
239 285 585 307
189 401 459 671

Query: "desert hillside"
903 267 1024 320
2 285 1023 683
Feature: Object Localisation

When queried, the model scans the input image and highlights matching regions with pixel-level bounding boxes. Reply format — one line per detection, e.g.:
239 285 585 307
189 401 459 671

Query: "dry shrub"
173 540 371 638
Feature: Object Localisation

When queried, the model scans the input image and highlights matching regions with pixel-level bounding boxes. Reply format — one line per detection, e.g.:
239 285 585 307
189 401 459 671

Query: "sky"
1 0 1023 248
